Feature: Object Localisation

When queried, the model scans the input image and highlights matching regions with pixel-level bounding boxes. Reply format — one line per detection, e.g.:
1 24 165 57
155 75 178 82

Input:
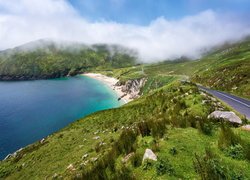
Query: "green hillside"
98 38 250 99
0 38 249 179
0 38 249 98
0 81 249 179
0 40 136 80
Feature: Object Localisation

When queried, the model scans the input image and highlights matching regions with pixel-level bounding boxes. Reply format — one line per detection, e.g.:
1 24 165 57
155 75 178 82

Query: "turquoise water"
0 75 121 160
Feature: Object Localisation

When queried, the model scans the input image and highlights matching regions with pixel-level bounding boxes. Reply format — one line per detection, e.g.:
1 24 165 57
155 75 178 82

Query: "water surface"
0 76 121 160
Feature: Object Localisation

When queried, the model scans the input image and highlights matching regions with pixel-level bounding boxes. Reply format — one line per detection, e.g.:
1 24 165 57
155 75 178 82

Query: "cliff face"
116 78 147 100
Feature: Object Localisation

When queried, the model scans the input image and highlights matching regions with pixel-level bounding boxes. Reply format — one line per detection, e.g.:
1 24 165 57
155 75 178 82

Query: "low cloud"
0 0 249 62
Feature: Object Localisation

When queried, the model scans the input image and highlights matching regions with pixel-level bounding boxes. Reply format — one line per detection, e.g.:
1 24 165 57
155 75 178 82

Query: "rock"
93 136 100 140
52 173 58 178
40 138 45 144
208 111 242 124
117 78 146 100
4 154 12 161
91 157 98 162
82 154 89 159
118 94 127 101
142 149 157 162
67 164 76 171
210 97 217 102
241 125 250 131
122 152 135 163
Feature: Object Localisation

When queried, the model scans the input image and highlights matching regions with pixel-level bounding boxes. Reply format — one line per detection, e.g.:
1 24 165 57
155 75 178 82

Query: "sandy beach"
83 73 132 104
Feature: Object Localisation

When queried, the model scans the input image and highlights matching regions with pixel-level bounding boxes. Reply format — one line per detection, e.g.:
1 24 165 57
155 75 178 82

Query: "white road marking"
215 91 250 108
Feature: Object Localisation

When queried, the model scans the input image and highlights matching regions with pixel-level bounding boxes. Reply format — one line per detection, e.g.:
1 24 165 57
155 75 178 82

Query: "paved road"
198 85 250 120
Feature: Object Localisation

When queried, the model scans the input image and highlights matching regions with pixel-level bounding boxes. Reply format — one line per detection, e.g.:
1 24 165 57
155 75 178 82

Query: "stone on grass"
122 152 135 163
67 164 76 171
142 149 157 162
93 136 100 140
208 111 242 124
82 154 88 159
241 125 250 131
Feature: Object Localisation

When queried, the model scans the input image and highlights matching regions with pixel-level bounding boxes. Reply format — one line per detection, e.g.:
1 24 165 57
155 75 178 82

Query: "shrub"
197 118 214 136
131 151 143 167
151 139 160 152
116 128 138 154
137 121 150 137
113 165 135 180
169 147 178 156
193 148 229 180
226 144 245 160
243 143 250 161
193 147 246 179
218 124 241 150
142 159 154 171
155 158 175 176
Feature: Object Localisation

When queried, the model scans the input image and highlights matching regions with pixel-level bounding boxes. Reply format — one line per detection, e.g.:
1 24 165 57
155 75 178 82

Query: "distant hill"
191 38 250 99
108 37 250 99
0 40 137 80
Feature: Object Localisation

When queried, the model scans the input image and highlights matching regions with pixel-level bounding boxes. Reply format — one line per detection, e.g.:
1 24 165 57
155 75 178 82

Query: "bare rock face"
208 111 242 124
142 149 157 162
120 78 146 99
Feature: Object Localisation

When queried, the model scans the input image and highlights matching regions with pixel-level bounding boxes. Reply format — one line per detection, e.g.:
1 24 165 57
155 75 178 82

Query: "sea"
0 75 122 160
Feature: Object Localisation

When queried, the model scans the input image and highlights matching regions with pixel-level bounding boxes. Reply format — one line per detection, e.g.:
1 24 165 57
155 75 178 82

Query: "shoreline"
82 73 133 104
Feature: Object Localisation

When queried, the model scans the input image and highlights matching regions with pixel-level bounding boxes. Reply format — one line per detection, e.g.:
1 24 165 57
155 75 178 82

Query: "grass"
0 38 249 179
1 80 249 179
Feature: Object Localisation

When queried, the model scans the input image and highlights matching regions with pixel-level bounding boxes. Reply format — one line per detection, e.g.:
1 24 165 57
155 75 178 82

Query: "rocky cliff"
116 78 146 100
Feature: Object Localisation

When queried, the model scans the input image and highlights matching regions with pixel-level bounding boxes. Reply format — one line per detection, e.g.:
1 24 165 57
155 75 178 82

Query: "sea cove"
0 76 121 160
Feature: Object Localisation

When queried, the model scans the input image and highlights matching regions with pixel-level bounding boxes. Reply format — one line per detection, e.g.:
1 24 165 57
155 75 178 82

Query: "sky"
68 0 250 25
0 0 250 61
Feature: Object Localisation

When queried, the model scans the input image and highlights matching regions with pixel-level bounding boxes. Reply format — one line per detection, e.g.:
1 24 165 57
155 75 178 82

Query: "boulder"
142 149 157 162
208 111 242 124
241 125 250 132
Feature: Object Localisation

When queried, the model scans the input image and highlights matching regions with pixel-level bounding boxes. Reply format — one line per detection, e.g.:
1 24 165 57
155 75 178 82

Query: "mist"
0 0 249 62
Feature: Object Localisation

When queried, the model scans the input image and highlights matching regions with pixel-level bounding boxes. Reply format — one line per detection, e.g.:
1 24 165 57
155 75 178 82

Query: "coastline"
82 73 132 104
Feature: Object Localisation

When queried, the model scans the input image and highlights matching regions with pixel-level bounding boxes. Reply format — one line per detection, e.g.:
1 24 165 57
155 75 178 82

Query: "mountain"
0 40 137 80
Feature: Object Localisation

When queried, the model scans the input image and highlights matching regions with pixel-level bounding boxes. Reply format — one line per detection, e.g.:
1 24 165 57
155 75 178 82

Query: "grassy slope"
0 81 249 179
0 39 249 179
98 38 250 99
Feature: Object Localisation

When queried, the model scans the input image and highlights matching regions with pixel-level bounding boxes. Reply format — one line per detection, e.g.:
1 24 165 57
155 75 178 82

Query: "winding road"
198 85 250 120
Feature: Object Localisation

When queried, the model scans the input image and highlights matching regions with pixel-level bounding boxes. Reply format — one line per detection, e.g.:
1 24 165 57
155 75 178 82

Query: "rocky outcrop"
4 148 24 160
122 152 135 163
142 149 157 162
208 111 242 124
116 78 146 100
